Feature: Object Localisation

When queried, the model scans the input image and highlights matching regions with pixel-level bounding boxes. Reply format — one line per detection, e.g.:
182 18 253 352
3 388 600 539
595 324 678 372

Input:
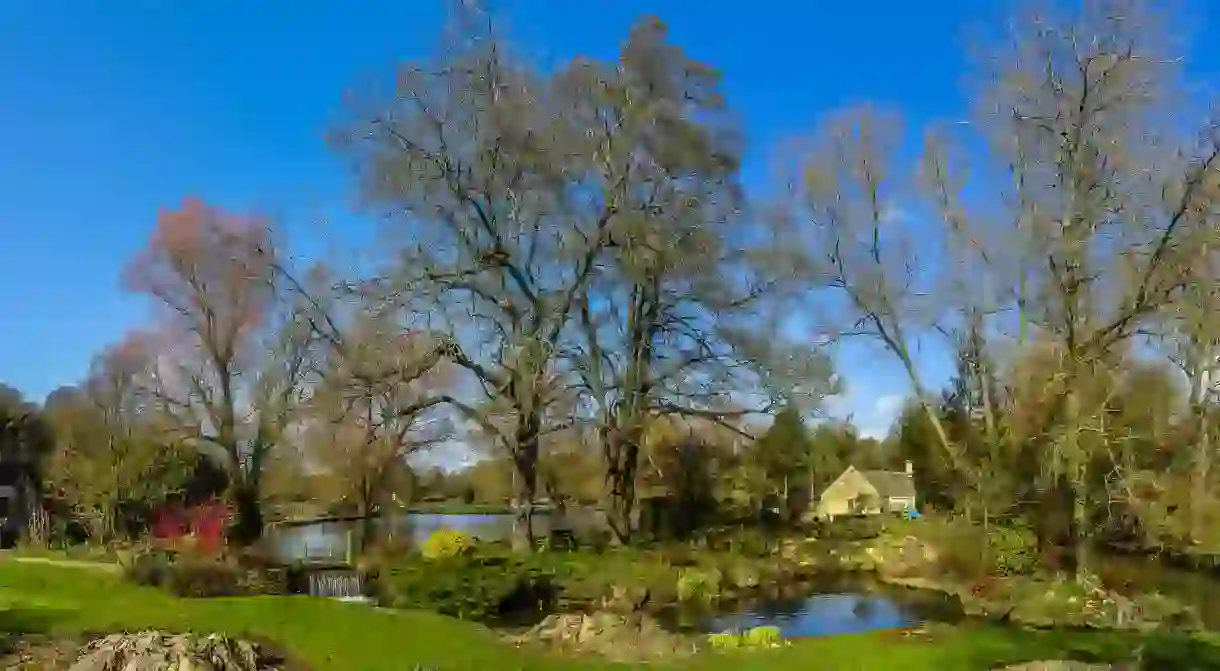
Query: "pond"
264 512 556 563
266 515 1220 635
675 574 964 638
692 554 1220 639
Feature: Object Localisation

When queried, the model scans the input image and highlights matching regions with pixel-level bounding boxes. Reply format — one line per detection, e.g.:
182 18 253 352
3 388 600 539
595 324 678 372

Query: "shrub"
676 567 722 604
237 566 289 595
163 557 244 598
421 530 475 561
817 516 885 541
376 550 557 622
707 627 783 651
742 626 782 648
662 545 699 567
727 529 774 558
123 547 283 597
707 632 741 650
122 548 176 588
905 514 990 578
1142 631 1220 668
988 523 1037 576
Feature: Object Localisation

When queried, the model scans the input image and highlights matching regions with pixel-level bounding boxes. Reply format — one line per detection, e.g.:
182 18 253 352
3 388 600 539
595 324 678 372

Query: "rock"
68 632 286 671
0 635 84 670
599 584 650 613
513 610 692 662
877 575 955 594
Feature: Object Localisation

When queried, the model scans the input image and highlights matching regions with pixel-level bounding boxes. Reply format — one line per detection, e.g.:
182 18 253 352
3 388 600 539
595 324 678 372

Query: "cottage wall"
814 469 882 518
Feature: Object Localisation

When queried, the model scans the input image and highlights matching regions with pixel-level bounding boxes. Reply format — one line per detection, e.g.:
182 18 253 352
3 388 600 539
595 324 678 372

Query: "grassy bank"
2 560 1216 669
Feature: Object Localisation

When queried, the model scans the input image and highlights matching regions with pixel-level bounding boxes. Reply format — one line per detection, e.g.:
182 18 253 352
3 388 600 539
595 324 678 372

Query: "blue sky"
2 1 1215 440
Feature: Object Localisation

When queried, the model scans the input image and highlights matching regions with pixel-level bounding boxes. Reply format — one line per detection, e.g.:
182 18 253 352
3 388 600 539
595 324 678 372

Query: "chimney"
904 460 913 476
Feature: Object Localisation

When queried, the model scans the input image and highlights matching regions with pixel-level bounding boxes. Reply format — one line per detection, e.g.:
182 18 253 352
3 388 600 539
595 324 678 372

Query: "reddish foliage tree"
122 197 304 545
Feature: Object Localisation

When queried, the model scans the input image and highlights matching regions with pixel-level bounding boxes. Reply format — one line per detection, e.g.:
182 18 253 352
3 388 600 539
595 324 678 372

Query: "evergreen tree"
752 407 816 518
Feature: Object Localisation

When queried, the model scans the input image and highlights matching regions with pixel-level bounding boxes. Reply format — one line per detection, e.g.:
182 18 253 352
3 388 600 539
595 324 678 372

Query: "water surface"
265 512 553 563
689 575 963 638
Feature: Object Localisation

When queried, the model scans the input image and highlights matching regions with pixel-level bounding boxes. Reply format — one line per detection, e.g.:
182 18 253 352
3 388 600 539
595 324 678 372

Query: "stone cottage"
813 461 917 520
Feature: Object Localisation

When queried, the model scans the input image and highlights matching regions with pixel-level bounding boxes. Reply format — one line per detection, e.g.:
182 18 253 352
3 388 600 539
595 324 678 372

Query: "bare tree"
304 308 453 551
1156 243 1220 536
781 107 963 474
966 0 1220 576
123 197 315 544
333 5 620 547
553 18 831 541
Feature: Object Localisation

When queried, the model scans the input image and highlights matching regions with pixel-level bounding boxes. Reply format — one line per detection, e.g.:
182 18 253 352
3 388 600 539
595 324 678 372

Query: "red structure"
151 499 232 554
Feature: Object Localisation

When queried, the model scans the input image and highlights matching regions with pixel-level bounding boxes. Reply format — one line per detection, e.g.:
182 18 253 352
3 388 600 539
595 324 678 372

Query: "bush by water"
123 548 287 598
375 533 557 622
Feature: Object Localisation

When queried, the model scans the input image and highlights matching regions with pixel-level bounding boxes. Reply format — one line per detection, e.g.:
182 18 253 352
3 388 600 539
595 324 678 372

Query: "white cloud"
855 393 905 439
823 388 907 440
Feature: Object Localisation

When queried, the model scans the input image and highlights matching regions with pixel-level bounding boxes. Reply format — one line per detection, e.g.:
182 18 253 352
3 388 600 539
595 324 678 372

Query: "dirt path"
3 555 120 573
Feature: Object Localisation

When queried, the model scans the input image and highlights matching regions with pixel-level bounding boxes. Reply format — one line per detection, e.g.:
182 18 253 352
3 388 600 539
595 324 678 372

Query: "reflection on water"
707 592 923 637
265 513 552 563
690 576 963 639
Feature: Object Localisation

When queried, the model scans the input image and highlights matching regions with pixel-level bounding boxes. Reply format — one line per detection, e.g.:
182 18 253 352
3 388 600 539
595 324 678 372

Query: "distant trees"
43 339 193 542
0 383 52 544
302 310 453 550
0 384 52 482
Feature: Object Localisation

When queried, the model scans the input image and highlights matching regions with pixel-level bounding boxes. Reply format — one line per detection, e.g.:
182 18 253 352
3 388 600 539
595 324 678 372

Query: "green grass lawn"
0 559 1200 670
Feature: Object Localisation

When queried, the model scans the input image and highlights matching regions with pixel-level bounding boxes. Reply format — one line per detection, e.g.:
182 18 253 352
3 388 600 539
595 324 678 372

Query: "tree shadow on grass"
0 606 78 658
954 626 1137 670
0 606 76 635
957 626 1220 671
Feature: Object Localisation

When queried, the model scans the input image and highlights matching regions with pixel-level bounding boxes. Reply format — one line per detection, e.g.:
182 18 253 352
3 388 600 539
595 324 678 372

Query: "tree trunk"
901 351 961 479
228 482 263 546
781 475 790 522
358 485 378 555
510 409 541 551
1192 401 1211 543
606 435 640 544
1064 390 1090 581
603 281 658 545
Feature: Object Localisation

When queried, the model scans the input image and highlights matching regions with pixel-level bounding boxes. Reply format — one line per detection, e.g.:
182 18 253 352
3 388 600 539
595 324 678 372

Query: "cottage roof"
858 470 916 499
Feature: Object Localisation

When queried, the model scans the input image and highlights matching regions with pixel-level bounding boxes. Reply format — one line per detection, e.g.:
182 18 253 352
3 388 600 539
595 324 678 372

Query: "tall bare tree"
123 197 315 543
557 18 831 541
781 107 963 476
964 0 1220 575
1154 242 1220 536
334 5 622 546
783 1 1220 577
